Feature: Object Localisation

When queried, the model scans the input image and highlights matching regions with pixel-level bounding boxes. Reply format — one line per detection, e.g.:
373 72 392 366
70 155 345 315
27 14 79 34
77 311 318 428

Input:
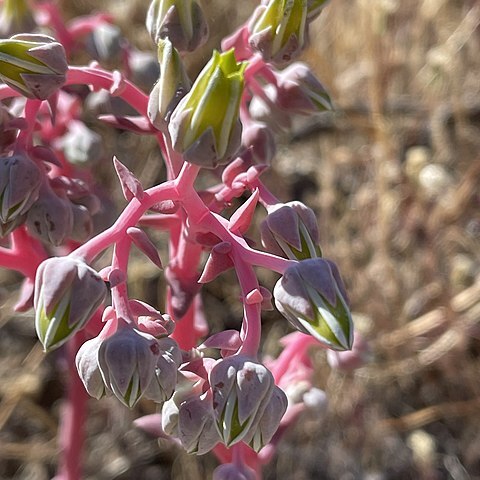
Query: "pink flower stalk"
0 0 352 478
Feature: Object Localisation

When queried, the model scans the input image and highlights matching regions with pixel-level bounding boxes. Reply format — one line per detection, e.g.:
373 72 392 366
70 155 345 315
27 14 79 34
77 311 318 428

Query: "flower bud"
261 201 321 260
241 121 276 165
0 34 68 99
148 38 190 131
75 336 106 399
0 154 42 224
26 186 73 246
146 0 209 52
143 337 181 403
177 395 221 454
0 0 35 38
0 104 19 152
275 62 333 114
274 258 353 350
128 50 160 90
169 49 246 168
209 356 275 447
98 326 160 408
245 385 287 452
34 257 107 351
249 0 308 66
70 204 93 242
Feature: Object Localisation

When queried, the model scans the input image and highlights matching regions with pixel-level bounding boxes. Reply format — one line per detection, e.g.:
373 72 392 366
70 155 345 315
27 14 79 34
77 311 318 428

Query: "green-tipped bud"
148 38 191 131
249 0 308 66
0 34 68 99
274 258 354 351
146 0 209 52
261 201 321 260
169 49 246 168
34 257 107 351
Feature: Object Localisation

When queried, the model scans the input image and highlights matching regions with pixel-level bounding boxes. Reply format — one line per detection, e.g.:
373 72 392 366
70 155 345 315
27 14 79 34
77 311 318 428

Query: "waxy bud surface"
98 326 160 408
249 0 308 66
0 154 42 225
148 38 190 131
146 0 209 52
0 34 67 99
261 201 321 260
34 257 107 351
169 49 246 168
75 336 106 399
209 356 278 447
274 258 353 350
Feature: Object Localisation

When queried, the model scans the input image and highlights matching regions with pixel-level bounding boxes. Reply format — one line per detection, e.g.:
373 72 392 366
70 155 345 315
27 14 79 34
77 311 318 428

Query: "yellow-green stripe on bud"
148 38 191 131
146 0 209 52
0 0 35 38
0 34 68 100
169 49 247 168
249 0 308 66
274 258 354 351
34 257 107 351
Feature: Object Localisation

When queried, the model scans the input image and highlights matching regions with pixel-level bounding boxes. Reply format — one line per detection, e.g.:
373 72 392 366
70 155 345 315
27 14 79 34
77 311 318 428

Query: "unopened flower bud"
0 153 42 224
274 258 353 350
98 326 160 408
75 336 106 399
177 395 221 454
148 38 190 131
210 356 275 447
26 186 73 246
169 49 246 168
0 104 19 152
146 0 209 52
128 50 160 90
34 257 107 351
143 337 181 403
241 121 276 165
0 34 68 99
0 0 35 38
261 201 321 260
275 62 333 114
245 385 287 452
70 203 93 242
249 0 308 66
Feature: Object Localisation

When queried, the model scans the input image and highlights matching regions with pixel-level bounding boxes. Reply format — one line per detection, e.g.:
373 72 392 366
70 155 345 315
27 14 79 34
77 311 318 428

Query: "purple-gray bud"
143 337 181 404
209 356 276 447
275 62 333 114
244 385 287 452
274 258 353 350
75 336 107 399
146 0 209 53
0 153 42 225
26 185 73 246
0 0 36 38
261 201 321 260
34 257 107 351
97 326 161 408
177 394 221 454
241 121 276 165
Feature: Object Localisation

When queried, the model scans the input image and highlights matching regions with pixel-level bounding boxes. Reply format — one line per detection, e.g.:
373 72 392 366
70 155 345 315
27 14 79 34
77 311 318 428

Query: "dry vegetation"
1 0 480 479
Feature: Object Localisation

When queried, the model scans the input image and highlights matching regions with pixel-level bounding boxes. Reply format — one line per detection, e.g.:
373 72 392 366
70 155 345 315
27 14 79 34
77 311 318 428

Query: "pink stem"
55 334 89 480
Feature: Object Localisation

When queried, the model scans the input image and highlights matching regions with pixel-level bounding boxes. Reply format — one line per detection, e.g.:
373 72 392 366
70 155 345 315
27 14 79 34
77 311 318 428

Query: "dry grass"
1 0 480 479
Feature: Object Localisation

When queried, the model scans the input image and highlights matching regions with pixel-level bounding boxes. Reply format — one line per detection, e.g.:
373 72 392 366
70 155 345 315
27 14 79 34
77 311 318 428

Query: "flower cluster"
0 0 365 479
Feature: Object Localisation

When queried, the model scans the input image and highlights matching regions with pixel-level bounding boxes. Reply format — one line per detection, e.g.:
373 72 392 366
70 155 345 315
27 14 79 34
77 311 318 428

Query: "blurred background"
1 0 480 478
